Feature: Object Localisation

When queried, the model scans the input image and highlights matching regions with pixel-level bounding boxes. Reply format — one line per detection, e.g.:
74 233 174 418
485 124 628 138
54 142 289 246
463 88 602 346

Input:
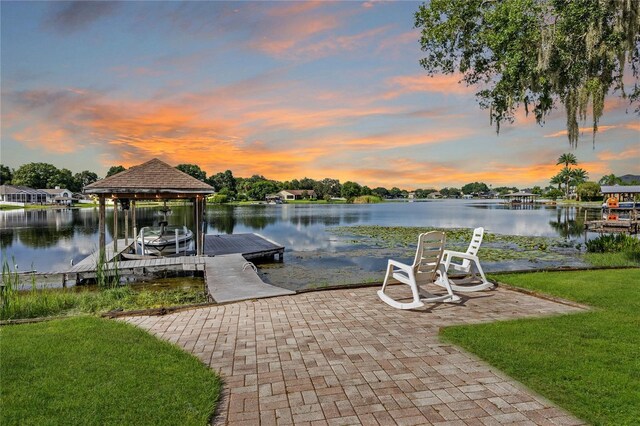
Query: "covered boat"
137 223 193 255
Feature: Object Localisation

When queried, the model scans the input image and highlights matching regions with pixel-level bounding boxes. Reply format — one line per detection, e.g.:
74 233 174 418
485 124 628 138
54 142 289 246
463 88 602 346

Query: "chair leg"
377 268 425 310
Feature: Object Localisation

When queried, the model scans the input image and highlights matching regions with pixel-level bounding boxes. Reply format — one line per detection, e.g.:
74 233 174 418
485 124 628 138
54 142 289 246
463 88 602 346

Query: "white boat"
136 224 193 256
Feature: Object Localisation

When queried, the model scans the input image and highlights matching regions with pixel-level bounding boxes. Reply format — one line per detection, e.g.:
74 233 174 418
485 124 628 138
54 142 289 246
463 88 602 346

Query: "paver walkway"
124 286 587 425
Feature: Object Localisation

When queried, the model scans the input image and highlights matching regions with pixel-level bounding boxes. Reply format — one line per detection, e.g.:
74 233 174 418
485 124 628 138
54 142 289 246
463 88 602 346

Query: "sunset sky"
2 1 638 190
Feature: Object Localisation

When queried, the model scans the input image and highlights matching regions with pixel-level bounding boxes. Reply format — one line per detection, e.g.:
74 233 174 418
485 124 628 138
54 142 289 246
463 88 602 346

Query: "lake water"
0 200 603 289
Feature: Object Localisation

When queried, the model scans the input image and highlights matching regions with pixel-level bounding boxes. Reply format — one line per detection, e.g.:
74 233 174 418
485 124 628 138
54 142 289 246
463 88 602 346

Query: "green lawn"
0 317 221 425
441 269 640 425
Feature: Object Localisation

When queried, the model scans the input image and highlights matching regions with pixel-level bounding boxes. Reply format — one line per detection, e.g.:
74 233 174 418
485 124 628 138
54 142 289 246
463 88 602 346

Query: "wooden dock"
203 233 284 260
585 220 639 234
56 233 291 303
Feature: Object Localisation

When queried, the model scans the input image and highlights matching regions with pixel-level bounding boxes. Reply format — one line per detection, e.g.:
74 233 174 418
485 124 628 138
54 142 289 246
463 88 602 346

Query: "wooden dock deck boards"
203 254 294 303
203 233 284 259
68 239 134 273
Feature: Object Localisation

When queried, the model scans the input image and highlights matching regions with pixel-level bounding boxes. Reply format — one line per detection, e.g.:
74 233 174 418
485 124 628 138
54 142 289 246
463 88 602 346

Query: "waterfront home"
427 191 443 199
277 189 317 200
0 184 48 205
40 186 73 205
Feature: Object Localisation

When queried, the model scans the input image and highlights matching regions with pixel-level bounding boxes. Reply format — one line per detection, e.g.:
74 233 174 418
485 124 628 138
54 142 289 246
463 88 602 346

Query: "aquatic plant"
586 234 640 263
1 258 19 319
94 250 120 290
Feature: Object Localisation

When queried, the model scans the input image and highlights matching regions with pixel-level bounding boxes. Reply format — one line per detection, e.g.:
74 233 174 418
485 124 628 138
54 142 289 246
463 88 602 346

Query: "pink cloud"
384 73 476 99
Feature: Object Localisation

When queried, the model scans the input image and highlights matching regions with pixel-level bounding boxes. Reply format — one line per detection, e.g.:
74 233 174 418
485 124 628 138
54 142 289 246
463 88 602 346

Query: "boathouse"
83 158 215 257
601 185 640 202
503 191 539 204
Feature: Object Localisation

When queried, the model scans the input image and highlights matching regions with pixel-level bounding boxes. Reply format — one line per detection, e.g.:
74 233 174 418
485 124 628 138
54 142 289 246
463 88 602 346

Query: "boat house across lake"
503 191 539 204
83 158 215 257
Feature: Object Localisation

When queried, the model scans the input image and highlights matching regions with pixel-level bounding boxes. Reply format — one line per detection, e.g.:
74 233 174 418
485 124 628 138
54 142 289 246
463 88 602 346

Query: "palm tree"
556 153 578 198
556 153 578 168
558 167 573 198
550 174 563 190
570 168 589 199
598 174 622 186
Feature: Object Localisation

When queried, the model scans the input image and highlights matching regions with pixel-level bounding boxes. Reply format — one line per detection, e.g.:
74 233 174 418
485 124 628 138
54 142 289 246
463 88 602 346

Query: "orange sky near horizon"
2 1 638 190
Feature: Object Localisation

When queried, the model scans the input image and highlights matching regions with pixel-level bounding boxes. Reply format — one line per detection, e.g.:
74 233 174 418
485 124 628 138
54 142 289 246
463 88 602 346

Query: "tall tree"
556 153 578 168
175 164 207 182
415 0 640 146
570 168 589 188
12 163 59 188
207 170 236 194
106 165 126 177
341 181 362 199
550 174 563 190
0 165 12 184
558 167 574 198
48 168 75 191
556 153 579 198
74 171 99 191
599 173 623 186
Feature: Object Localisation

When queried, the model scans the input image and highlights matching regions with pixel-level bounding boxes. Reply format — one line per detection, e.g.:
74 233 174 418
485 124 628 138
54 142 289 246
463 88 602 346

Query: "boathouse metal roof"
601 185 640 194
503 192 539 198
83 158 214 196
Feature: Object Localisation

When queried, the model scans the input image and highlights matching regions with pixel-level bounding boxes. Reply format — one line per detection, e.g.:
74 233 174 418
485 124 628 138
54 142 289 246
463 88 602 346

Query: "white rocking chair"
378 231 460 310
435 227 493 292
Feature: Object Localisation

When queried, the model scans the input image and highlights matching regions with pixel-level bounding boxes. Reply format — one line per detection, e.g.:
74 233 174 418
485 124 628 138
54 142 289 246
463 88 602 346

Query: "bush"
352 195 382 204
576 181 601 201
209 194 228 204
586 234 640 262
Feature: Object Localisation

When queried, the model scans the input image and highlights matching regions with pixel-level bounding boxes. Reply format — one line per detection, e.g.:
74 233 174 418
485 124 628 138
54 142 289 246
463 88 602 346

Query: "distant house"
427 192 443 199
278 189 317 201
40 187 74 205
0 185 48 205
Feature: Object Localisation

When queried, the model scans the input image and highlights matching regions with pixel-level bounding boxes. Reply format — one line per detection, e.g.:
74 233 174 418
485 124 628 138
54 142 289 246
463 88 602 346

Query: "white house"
40 186 74 205
0 185 48 205
277 189 317 201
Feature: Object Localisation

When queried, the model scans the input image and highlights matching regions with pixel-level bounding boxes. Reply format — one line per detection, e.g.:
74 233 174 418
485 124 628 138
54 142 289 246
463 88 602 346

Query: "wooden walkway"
202 254 294 303
67 239 134 274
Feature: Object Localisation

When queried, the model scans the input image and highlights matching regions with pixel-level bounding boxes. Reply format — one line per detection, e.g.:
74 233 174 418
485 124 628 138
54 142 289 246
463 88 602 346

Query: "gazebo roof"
84 158 214 196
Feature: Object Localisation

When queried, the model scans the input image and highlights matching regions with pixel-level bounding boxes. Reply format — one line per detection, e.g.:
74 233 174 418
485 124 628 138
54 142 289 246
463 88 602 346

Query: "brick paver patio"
124 285 587 425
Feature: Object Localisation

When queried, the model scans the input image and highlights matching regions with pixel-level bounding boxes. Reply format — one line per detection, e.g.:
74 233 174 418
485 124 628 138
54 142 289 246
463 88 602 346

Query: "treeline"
0 163 98 194
2 161 634 202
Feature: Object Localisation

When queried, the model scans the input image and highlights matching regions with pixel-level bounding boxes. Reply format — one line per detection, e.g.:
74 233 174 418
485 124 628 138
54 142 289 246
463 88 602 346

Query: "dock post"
99 196 106 259
140 228 145 255
113 199 118 253
175 228 179 254
124 209 129 246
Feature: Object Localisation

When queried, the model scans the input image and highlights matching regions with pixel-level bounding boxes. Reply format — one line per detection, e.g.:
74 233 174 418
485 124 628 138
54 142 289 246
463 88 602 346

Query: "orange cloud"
384 73 476 99
597 147 640 161
544 125 618 138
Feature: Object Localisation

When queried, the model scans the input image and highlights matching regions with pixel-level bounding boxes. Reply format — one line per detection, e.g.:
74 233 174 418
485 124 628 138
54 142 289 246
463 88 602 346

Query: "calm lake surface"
0 200 603 289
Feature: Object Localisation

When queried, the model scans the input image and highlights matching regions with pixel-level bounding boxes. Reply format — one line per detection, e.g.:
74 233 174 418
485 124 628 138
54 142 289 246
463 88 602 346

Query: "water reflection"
1 201 602 274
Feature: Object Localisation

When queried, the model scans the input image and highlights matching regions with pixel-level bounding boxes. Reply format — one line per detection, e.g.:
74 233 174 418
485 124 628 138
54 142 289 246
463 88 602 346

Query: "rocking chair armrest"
387 259 412 273
443 250 478 262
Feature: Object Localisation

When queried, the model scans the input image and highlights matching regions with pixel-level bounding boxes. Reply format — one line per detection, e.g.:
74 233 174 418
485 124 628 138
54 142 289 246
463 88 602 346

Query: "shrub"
586 234 640 262
209 194 228 204
352 195 382 204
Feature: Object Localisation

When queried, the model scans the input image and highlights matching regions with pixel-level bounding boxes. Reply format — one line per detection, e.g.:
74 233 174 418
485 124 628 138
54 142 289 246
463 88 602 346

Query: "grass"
0 285 207 321
583 252 640 267
441 269 640 425
0 317 221 425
